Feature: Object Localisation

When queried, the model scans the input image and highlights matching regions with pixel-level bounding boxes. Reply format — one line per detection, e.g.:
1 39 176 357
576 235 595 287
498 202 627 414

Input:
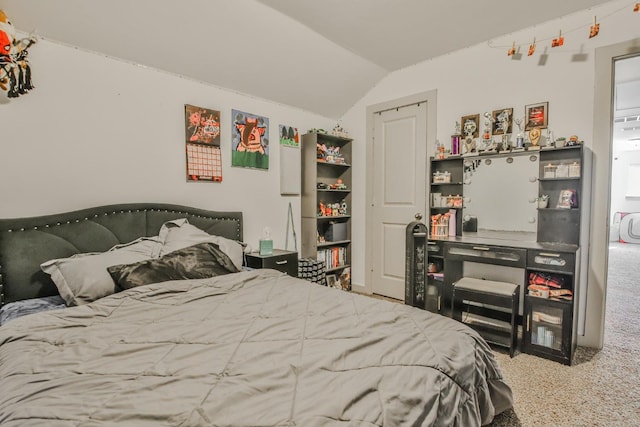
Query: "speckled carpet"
489 242 640 426
369 242 640 425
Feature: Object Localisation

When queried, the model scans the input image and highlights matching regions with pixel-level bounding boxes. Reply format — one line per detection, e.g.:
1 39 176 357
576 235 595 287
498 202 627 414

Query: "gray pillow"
41 238 160 306
107 242 239 290
159 219 244 270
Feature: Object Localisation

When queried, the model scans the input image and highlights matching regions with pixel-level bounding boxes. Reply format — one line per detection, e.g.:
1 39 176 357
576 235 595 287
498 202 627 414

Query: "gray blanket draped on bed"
0 269 512 426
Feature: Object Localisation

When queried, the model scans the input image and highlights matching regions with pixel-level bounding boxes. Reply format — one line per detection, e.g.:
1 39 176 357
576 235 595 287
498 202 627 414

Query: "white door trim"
364 90 437 295
587 41 640 348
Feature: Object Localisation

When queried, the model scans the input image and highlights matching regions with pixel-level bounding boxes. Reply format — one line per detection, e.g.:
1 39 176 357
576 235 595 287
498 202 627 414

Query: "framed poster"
461 114 480 138
491 108 513 135
525 102 548 130
184 104 222 182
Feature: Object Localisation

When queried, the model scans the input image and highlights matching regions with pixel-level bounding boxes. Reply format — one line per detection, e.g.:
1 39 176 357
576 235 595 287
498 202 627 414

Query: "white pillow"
41 238 160 306
159 219 244 271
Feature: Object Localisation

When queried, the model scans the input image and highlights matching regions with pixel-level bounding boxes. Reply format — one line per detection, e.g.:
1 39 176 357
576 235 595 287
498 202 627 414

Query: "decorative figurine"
308 128 327 134
567 135 581 146
340 202 348 215
330 178 347 190
451 121 461 156
528 127 541 150
514 117 525 150
325 204 333 217
497 110 511 151
482 112 493 151
437 139 445 159
331 121 349 138
317 143 327 159
545 129 555 148
324 146 343 164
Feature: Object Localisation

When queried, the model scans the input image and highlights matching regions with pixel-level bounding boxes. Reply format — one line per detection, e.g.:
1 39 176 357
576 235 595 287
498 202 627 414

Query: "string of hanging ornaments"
0 9 38 98
487 2 639 59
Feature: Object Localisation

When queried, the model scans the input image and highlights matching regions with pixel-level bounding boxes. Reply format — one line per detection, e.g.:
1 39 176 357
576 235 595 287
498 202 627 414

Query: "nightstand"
245 249 298 277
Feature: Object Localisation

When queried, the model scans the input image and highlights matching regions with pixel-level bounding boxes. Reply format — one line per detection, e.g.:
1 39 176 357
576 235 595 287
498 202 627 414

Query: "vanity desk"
431 234 579 365
419 145 590 365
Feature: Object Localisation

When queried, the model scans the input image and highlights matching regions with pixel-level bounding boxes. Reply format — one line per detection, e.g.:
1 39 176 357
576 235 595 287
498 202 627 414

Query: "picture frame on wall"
491 108 513 135
460 114 480 138
525 102 548 130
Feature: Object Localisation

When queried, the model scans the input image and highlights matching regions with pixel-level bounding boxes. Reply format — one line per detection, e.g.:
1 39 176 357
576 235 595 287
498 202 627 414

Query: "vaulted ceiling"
0 0 615 118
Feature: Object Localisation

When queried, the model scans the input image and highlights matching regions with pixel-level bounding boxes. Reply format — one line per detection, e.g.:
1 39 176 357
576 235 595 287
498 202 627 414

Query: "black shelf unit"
414 147 588 364
429 157 464 238
537 146 584 245
301 132 353 286
522 247 578 365
523 145 586 364
425 239 445 313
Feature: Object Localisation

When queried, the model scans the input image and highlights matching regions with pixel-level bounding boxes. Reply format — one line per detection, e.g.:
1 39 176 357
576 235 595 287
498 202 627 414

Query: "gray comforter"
0 269 512 426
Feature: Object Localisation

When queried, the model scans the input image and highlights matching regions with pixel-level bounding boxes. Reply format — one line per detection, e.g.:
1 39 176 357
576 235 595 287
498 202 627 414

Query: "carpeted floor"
370 242 640 426
488 242 640 426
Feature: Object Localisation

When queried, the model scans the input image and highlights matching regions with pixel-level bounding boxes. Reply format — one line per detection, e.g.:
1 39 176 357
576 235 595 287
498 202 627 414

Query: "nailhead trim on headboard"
3 210 242 233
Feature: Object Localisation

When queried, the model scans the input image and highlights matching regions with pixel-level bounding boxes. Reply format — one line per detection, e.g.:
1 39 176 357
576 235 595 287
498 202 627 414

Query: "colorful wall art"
184 104 222 182
231 109 269 170
279 124 299 147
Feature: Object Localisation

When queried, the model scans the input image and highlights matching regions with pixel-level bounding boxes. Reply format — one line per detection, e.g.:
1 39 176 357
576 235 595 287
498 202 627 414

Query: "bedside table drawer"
245 250 298 277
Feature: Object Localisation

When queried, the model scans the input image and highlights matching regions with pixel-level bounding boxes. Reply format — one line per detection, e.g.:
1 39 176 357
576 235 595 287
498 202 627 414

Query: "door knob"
415 213 423 221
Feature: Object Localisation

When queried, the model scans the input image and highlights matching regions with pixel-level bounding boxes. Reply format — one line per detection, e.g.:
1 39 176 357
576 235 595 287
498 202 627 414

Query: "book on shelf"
317 246 347 270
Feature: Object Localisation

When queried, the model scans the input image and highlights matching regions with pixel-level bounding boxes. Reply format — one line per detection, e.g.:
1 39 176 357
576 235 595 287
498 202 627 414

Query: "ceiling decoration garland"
0 9 37 98
488 2 639 59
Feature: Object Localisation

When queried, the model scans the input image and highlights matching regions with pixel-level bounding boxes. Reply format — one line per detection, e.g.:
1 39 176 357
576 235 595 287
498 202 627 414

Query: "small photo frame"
461 114 480 138
326 274 337 288
525 102 548 130
556 189 578 209
491 108 513 135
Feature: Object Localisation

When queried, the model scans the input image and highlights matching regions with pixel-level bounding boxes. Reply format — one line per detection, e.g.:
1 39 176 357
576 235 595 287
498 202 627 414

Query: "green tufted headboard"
0 203 243 306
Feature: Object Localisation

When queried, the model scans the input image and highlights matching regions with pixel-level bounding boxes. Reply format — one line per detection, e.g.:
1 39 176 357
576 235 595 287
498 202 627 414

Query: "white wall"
342 0 640 347
0 39 334 251
610 150 640 216
2 1 639 347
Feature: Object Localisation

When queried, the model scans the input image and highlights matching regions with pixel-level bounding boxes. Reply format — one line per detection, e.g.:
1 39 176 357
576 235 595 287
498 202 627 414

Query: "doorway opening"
605 53 640 345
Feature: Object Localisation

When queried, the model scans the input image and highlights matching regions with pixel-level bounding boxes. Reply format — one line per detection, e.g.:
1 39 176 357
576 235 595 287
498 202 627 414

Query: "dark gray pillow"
107 242 239 290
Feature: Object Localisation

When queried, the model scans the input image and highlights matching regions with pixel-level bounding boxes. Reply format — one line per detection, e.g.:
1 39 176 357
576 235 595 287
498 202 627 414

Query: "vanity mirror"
463 153 539 238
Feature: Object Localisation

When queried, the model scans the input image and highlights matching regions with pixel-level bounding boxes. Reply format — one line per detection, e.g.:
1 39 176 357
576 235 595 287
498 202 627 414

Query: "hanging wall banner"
279 124 300 195
0 9 38 99
184 104 222 182
231 109 269 170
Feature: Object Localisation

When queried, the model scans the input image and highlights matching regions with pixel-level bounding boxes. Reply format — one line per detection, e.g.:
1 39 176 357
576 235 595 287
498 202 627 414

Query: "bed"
0 203 513 426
